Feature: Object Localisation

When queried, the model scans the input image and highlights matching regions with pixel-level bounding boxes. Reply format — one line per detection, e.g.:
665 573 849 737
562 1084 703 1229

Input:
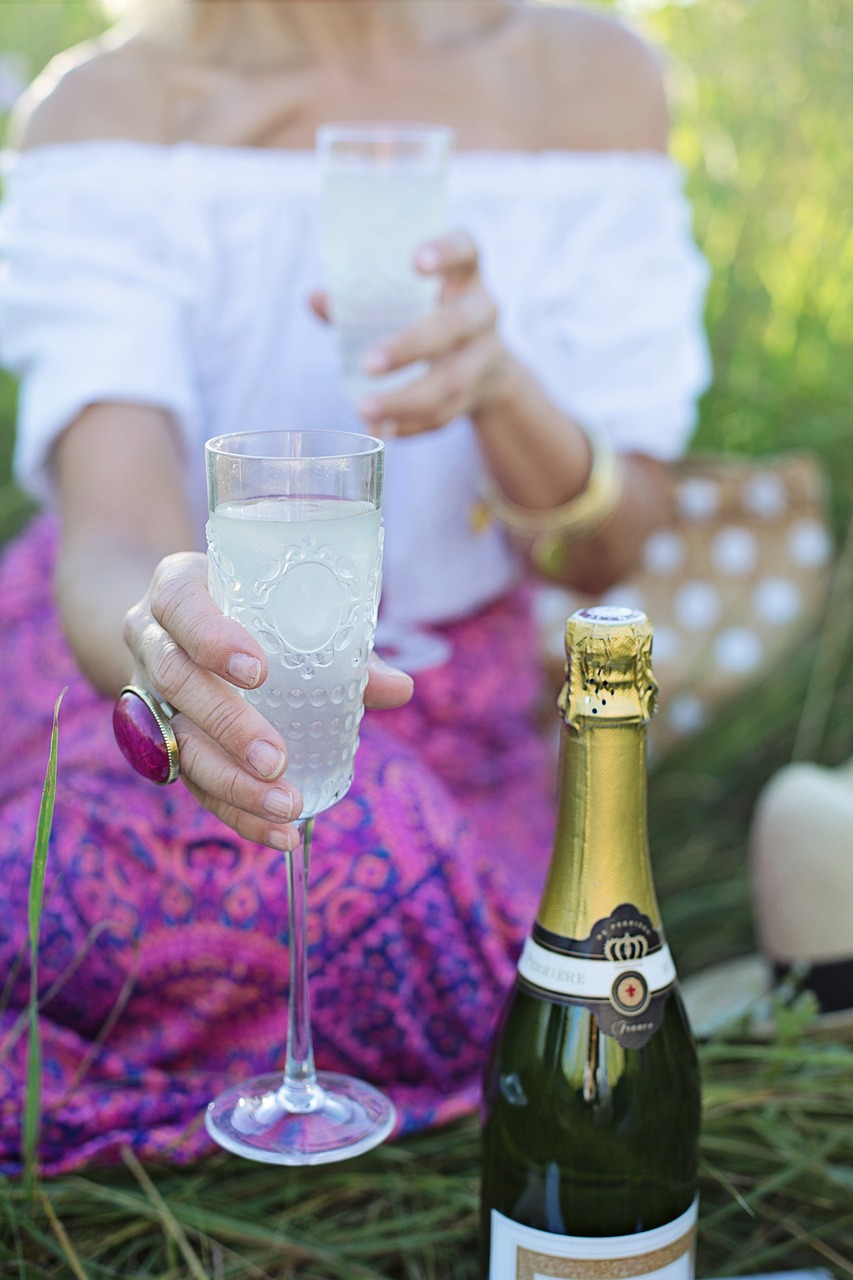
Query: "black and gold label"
518 904 676 1048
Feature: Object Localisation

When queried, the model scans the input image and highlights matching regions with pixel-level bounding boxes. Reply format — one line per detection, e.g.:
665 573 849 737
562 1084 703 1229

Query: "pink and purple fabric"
0 516 556 1175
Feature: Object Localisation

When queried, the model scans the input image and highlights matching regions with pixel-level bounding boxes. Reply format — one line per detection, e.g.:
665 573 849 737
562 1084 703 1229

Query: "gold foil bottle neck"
559 606 658 728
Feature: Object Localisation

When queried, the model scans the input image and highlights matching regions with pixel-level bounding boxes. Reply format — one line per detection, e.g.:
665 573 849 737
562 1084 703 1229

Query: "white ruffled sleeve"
0 146 200 505
494 154 712 461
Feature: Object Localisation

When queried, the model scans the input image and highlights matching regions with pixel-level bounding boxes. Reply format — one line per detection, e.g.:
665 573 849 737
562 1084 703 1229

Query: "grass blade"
120 1147 209 1280
23 689 66 1192
38 1191 92 1280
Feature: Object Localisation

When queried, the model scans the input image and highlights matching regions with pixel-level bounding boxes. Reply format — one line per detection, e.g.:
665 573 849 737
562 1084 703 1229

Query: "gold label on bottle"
489 1199 698 1280
518 904 676 1049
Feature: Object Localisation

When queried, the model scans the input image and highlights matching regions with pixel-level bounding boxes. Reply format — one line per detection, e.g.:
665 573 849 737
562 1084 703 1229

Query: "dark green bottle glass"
480 607 701 1279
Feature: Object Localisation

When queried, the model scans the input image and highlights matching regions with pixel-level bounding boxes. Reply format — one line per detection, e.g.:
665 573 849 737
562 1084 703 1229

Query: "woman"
0 0 710 1173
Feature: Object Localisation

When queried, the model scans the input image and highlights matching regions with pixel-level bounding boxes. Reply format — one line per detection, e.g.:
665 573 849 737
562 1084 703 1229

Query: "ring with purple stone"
113 685 181 785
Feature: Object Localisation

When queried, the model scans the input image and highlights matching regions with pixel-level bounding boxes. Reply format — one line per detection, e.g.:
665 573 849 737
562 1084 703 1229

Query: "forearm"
55 535 176 696
473 352 593 511
51 403 202 696
472 353 669 595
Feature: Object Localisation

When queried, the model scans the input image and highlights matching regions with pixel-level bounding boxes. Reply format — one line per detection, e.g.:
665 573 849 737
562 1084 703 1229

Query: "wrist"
471 345 529 420
472 354 591 498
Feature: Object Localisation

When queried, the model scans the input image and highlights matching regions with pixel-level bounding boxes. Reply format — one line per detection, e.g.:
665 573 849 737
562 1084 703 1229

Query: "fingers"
128 553 267 690
364 651 414 709
414 228 480 286
344 227 507 434
358 331 506 436
124 556 411 850
176 716 302 851
123 553 305 838
311 228 482 377
361 285 497 379
135 620 291 786
309 290 333 324
311 228 493 435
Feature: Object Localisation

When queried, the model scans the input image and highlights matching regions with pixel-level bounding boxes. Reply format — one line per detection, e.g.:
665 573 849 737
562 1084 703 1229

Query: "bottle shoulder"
481 988 700 1238
483 982 700 1120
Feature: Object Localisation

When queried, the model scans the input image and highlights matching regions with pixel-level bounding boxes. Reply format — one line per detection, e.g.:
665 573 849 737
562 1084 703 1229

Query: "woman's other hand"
124 553 413 852
310 229 511 437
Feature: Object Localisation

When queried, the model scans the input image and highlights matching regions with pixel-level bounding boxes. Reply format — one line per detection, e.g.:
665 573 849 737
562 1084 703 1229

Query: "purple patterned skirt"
0 516 556 1174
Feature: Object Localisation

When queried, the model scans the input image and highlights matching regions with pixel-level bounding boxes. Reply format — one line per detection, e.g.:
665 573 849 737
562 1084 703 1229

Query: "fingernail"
371 653 411 680
247 740 287 779
362 347 389 374
358 395 382 420
268 827 299 853
416 245 439 271
262 788 294 820
227 653 262 688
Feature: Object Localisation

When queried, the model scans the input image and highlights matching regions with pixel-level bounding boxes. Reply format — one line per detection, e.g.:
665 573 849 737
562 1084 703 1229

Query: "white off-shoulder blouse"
0 141 711 656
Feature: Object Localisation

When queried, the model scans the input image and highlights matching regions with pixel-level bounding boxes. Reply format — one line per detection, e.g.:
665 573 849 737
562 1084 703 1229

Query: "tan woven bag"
536 452 835 757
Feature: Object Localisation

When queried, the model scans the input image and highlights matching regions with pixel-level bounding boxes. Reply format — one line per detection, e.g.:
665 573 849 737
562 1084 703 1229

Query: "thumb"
364 651 414 710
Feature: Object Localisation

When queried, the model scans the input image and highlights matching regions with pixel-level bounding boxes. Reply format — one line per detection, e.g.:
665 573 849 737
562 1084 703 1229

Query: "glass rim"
205 429 385 463
316 121 455 147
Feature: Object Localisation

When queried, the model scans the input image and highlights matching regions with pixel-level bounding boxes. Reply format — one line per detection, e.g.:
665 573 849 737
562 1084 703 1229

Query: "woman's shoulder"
511 3 670 154
7 34 171 152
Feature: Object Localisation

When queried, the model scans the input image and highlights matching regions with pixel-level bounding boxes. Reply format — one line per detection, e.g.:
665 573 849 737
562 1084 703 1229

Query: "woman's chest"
167 37 548 152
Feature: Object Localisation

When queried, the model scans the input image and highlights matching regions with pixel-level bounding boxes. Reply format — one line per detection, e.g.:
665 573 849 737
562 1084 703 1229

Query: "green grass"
2 1035 853 1277
1 0 853 1274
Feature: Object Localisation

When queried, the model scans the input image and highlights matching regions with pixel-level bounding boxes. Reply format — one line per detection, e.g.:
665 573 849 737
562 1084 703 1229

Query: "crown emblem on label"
604 933 649 963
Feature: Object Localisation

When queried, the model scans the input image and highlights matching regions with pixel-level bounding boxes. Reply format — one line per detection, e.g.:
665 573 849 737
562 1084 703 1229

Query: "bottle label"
517 904 676 1049
489 1198 698 1280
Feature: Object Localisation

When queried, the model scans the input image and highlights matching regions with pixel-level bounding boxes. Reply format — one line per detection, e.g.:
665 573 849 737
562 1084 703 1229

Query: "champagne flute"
317 122 454 404
317 122 454 672
203 429 395 1164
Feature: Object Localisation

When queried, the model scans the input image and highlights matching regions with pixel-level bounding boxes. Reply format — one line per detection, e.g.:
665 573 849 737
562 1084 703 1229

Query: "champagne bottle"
481 606 700 1279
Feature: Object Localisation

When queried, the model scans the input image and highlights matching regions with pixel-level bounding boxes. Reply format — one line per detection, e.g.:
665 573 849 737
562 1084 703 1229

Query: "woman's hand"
310 229 511 437
123 552 413 851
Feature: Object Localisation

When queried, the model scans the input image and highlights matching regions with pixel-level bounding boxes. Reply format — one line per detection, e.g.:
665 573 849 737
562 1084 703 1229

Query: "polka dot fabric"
537 452 834 756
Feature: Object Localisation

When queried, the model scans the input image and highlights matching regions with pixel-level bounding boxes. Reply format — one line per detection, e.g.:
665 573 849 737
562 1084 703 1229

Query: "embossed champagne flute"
203 429 394 1164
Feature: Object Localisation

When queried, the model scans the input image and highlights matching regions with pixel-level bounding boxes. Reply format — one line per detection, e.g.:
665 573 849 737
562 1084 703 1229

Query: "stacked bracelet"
482 431 624 577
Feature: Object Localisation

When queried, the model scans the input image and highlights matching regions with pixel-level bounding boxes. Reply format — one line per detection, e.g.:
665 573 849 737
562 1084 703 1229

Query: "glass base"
205 1071 397 1166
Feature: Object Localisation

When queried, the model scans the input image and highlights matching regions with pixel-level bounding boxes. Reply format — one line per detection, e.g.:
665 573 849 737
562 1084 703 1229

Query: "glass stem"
280 817 320 1111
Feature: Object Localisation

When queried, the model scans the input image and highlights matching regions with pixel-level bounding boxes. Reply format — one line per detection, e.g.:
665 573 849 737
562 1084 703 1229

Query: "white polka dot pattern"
743 472 788 518
650 625 679 664
676 477 720 520
788 519 833 568
675 581 721 631
643 529 687 575
536 453 833 756
754 578 801 625
668 694 708 736
714 627 763 674
712 526 758 576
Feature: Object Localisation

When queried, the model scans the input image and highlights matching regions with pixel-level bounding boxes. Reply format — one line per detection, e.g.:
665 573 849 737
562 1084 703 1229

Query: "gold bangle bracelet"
483 431 624 539
482 432 624 579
